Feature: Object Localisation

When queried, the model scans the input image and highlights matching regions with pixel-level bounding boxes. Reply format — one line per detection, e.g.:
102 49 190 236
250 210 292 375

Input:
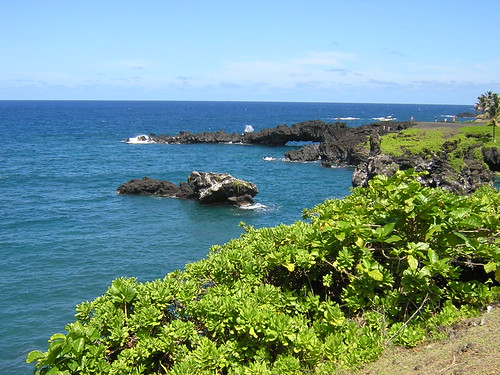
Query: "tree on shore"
475 91 500 143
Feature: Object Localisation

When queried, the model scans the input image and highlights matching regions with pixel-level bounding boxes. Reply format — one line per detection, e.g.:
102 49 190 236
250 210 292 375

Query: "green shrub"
28 170 500 374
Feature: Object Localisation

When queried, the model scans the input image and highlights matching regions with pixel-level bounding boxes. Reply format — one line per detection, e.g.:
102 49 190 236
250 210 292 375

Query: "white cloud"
211 51 358 88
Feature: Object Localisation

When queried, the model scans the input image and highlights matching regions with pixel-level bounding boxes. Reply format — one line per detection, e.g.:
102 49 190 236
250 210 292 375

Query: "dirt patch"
344 304 500 375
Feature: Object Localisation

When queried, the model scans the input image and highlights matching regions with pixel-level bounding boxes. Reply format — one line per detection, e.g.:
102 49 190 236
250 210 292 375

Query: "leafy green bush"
27 170 500 374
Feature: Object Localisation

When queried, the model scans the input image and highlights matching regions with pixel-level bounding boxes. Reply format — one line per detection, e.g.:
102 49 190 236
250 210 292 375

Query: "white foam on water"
263 156 276 161
372 116 396 121
238 202 269 210
244 125 254 133
123 134 156 144
337 117 360 120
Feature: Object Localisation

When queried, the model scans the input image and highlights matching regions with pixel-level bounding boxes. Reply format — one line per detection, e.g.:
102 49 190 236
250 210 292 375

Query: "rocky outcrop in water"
117 172 258 207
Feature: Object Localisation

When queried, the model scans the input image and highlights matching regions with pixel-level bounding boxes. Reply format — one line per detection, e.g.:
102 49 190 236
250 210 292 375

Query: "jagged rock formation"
150 120 412 167
352 134 496 194
186 171 258 206
284 144 321 162
117 172 258 207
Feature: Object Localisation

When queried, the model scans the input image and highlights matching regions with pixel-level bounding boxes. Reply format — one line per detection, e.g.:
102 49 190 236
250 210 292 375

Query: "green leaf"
49 333 66 341
335 232 346 242
355 237 364 248
368 269 384 281
26 350 44 363
427 249 438 264
484 262 498 274
419 266 431 277
385 234 402 243
407 255 418 270
249 326 258 338
284 263 295 272
72 337 85 355
381 222 395 237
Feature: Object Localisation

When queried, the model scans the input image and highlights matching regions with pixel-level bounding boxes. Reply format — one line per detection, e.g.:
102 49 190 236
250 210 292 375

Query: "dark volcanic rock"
352 154 399 187
117 172 258 207
285 144 320 162
456 112 478 118
482 147 500 172
352 135 495 194
116 177 194 198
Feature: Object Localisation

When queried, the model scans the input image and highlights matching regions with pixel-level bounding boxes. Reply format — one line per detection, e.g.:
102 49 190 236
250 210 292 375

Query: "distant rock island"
117 171 259 207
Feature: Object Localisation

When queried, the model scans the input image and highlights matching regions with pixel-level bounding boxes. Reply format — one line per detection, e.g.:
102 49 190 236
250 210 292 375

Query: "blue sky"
1 0 499 104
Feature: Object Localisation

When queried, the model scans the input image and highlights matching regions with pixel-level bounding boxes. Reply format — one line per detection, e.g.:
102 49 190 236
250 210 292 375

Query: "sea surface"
0 100 477 374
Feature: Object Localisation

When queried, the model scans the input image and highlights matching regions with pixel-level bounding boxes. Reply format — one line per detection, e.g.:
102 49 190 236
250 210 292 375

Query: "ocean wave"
283 159 320 164
238 202 269 210
123 135 156 144
337 116 361 120
263 156 276 161
372 116 396 121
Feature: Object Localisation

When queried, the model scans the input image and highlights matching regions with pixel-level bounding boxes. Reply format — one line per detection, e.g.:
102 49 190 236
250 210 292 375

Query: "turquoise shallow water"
0 101 475 374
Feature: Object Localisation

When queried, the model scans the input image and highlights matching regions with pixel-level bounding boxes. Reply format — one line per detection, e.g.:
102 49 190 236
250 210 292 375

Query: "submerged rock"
117 172 258 207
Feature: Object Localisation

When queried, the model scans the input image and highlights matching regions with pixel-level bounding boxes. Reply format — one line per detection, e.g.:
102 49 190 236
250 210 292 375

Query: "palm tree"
475 91 500 143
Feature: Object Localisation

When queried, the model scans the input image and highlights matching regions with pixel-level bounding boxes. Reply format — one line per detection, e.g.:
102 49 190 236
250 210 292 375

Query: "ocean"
0 100 477 374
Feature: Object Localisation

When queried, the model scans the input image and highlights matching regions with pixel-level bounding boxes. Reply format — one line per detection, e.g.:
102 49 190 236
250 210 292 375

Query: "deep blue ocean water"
0 100 476 374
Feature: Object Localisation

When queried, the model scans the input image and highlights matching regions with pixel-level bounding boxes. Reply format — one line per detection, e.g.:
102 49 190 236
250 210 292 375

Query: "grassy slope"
345 304 500 375
376 123 496 174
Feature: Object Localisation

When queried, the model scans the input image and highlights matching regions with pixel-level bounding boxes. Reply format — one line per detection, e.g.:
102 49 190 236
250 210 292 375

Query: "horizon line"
0 99 472 106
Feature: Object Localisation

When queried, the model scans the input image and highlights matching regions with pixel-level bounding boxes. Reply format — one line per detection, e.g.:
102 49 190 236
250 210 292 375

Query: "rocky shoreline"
145 119 412 166
125 120 499 195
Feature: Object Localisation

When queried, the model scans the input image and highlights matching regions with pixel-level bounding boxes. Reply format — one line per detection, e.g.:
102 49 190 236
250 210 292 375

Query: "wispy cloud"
213 51 357 86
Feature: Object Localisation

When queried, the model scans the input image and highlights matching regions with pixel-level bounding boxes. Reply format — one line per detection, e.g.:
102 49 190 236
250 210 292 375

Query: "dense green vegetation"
27 170 499 374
